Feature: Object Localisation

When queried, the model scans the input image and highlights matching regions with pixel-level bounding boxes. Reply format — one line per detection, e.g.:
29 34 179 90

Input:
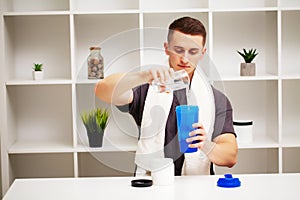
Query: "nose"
181 54 189 64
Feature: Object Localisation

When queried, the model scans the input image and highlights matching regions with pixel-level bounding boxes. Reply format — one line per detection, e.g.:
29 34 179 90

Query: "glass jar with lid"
87 47 104 79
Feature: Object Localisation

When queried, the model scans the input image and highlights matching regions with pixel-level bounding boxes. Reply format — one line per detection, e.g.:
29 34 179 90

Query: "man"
95 16 237 175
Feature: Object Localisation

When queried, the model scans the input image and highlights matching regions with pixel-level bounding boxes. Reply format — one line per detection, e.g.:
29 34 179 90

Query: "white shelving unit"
1 0 300 195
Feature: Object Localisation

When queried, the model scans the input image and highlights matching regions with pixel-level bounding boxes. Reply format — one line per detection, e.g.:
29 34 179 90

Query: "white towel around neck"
135 68 215 175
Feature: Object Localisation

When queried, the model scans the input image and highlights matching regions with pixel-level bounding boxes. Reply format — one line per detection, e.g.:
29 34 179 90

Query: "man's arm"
203 133 238 167
94 67 174 105
94 72 148 105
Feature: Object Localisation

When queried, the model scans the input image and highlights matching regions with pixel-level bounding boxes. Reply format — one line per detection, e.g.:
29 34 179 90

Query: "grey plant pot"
240 63 256 76
87 130 104 147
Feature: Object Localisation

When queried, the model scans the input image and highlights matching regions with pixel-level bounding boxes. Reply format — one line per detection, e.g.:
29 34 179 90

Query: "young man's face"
164 30 206 76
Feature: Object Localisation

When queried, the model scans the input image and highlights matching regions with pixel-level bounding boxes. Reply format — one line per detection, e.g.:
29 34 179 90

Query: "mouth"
178 65 190 68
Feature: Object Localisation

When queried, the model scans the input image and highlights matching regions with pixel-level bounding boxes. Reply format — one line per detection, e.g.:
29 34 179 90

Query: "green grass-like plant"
33 63 43 71
237 48 258 63
81 108 109 134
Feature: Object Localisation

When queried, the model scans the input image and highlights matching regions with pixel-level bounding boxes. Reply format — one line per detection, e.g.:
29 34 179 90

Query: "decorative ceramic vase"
240 63 255 76
87 47 104 79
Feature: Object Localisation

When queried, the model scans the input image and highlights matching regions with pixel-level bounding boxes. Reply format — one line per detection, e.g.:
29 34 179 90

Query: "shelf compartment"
281 11 300 76
280 0 300 9
6 85 73 149
71 0 139 12
4 15 71 80
142 12 209 66
238 135 279 149
76 84 139 149
211 0 277 11
78 152 135 177
282 80 300 146
282 135 300 148
282 147 300 173
2 0 69 12
213 11 278 77
74 14 140 80
219 80 279 144
215 148 279 174
76 120 138 152
9 153 74 184
140 0 208 11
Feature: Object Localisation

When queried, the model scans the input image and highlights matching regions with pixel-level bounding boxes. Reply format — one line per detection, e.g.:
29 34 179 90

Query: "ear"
199 47 207 60
164 42 170 56
202 47 207 55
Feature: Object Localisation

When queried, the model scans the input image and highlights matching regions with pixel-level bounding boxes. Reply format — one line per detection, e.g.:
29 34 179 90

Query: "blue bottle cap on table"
217 174 241 188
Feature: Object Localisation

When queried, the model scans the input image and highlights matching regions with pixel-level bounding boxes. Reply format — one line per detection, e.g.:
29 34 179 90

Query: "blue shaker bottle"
175 105 199 153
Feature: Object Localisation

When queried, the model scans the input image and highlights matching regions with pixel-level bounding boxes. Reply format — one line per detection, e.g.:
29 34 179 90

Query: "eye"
173 47 185 54
189 49 200 55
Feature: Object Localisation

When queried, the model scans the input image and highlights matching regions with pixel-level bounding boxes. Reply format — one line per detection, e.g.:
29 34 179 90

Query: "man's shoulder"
211 86 227 100
117 84 149 113
133 83 149 96
211 85 232 109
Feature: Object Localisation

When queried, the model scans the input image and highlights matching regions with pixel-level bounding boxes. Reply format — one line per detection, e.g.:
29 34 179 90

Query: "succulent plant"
81 108 109 134
33 63 43 71
237 48 258 63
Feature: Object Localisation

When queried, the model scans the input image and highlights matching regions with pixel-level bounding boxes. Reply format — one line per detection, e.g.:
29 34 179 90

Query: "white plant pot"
32 71 44 80
240 63 256 76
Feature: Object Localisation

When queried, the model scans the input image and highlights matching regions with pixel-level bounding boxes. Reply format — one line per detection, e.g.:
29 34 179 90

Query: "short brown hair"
167 16 207 46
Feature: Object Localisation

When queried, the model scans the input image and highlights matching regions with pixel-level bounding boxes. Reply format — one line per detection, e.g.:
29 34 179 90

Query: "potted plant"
81 108 109 148
237 48 258 76
32 63 44 80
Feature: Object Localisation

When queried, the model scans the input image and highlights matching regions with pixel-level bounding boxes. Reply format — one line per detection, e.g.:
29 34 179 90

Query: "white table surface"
3 173 300 200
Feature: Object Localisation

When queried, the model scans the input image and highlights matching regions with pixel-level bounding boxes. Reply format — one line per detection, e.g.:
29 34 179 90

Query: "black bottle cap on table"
131 179 153 187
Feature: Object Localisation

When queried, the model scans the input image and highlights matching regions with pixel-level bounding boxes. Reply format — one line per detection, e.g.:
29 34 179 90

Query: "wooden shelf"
75 79 101 85
141 8 209 13
211 7 278 12
6 79 72 86
215 73 278 81
73 9 140 15
3 11 70 16
8 141 74 154
76 143 136 153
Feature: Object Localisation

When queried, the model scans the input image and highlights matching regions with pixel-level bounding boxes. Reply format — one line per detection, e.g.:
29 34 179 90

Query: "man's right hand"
145 66 175 85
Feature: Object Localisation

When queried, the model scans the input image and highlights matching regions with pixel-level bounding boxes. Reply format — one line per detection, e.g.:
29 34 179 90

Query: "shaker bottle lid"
233 120 253 126
217 174 241 188
131 179 153 187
